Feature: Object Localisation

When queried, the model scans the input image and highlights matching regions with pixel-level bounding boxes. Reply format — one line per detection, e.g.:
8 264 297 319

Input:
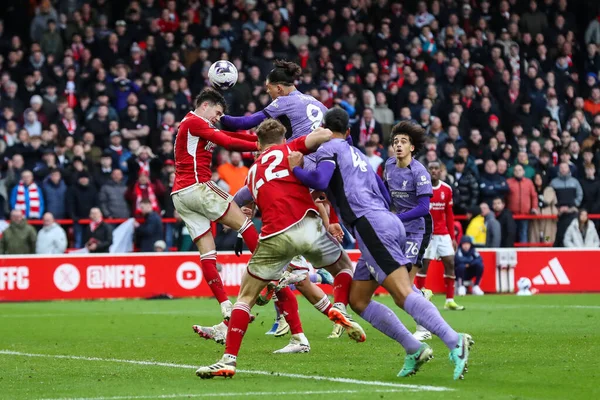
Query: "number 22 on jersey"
247 149 290 198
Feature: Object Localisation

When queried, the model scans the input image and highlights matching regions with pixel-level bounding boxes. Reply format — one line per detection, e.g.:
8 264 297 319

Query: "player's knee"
349 294 368 314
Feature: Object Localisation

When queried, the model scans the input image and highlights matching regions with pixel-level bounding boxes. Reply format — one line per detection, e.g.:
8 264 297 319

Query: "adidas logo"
532 258 571 285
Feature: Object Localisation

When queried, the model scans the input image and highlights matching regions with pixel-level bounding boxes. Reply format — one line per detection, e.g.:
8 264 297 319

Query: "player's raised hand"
328 223 344 243
288 151 304 169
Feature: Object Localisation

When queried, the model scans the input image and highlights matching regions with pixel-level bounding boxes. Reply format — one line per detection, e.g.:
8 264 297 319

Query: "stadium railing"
11 214 600 248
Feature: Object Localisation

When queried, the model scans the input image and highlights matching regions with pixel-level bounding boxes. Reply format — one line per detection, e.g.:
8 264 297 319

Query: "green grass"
1 294 600 400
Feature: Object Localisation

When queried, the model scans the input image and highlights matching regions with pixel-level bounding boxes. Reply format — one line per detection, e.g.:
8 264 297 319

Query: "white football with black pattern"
208 60 238 90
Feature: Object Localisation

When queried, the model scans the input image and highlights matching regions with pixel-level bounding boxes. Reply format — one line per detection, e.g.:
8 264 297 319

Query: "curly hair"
391 121 426 155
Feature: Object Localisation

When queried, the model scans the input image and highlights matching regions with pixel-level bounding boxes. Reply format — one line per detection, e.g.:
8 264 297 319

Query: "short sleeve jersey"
263 90 328 141
384 157 433 233
246 136 318 239
314 138 388 226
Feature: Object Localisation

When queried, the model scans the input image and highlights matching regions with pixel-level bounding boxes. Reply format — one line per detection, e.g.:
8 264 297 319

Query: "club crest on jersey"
441 192 445 200
204 141 217 152
402 180 408 189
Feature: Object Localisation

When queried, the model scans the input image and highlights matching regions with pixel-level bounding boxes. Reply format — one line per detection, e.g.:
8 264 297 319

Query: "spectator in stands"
67 171 98 248
134 199 164 252
530 173 558 243
455 235 485 296
105 131 131 173
10 170 44 219
480 202 501 248
99 169 130 220
36 212 67 254
580 163 600 215
551 162 584 209
493 197 517 248
0 210 36 254
127 145 161 182
480 159 509 205
506 165 538 243
217 151 249 195
564 209 600 248
83 207 112 253
94 151 114 189
465 206 486 247
351 108 382 149
154 240 167 252
450 156 479 215
126 172 164 218
42 168 67 219
364 141 384 176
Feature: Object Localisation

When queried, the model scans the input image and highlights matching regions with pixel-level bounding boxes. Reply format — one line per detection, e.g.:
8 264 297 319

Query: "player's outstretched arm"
195 123 258 152
290 156 335 191
397 195 430 223
304 127 333 151
233 186 253 207
220 112 267 130
224 130 258 142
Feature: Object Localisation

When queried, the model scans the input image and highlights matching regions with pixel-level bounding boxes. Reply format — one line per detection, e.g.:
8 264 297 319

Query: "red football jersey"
429 181 456 239
172 112 257 193
246 136 318 239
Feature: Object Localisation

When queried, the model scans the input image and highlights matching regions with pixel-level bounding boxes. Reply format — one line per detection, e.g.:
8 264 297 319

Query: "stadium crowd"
0 0 600 254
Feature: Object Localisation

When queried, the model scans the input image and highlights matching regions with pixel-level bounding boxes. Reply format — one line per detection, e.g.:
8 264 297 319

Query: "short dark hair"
323 108 349 133
267 60 302 85
194 87 227 112
453 155 466 164
140 199 152 206
255 119 286 146
427 160 441 168
493 197 505 204
365 141 377 148
391 121 426 155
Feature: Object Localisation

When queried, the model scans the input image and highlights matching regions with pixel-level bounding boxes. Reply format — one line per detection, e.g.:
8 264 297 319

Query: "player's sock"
313 294 332 316
415 275 427 290
361 300 421 353
238 218 258 253
309 273 321 283
224 302 252 357
332 269 352 305
411 284 421 295
404 292 460 350
275 286 303 335
444 276 455 301
200 251 228 303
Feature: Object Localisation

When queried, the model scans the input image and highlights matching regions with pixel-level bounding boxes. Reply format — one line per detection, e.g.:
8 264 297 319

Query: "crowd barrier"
1 248 598 302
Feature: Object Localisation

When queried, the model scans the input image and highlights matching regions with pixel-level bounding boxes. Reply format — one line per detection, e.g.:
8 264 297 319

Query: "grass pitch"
1 294 599 400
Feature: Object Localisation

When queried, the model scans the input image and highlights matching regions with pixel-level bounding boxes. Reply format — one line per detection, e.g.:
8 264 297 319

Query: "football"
516 277 532 296
208 60 238 90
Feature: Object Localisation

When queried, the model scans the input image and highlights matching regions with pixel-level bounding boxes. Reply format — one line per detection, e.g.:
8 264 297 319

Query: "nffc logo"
87 265 146 289
54 264 81 292
177 262 203 290
0 267 29 291
531 258 571 286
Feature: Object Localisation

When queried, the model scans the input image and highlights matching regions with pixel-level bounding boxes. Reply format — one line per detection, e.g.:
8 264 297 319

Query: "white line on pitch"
41 389 412 400
0 350 452 392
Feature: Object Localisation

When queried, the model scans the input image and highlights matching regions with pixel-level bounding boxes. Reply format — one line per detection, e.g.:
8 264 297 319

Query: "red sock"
224 303 251 357
333 269 352 305
239 218 258 253
274 286 303 334
200 251 228 303
313 294 332 316
444 276 455 300
415 275 427 290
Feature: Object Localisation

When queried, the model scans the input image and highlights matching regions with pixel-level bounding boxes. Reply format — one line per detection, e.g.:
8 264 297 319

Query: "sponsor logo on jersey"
0 266 29 291
531 258 570 286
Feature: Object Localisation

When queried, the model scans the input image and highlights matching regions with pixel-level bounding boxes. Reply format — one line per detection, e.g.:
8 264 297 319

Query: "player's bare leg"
196 270 268 379
382 266 472 380
216 202 259 253
348 278 431 377
191 231 231 344
430 256 465 310
323 252 366 342
192 203 260 343
294 274 344 338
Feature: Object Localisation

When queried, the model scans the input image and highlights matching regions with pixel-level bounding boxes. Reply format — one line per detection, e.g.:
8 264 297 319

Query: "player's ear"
345 128 350 138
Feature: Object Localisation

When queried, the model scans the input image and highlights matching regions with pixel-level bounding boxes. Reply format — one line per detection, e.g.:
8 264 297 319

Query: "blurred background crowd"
0 0 600 254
